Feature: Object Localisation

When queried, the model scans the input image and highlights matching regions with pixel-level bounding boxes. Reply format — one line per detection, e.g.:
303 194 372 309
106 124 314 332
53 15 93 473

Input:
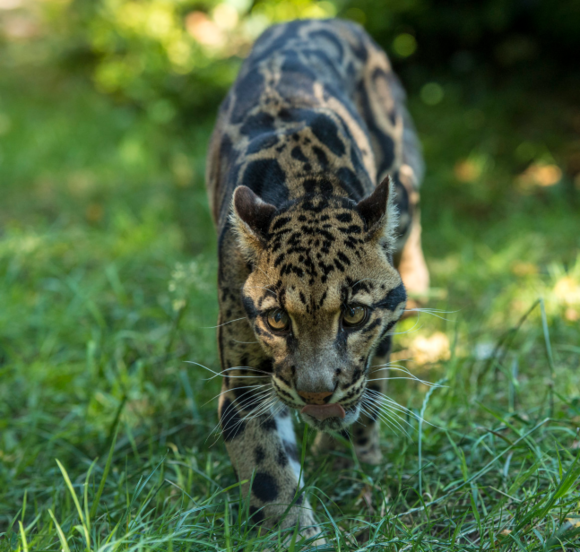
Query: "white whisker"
221 365 272 375
233 386 273 409
245 285 277 297
405 308 459 322
407 308 459 314
371 363 413 373
202 317 246 329
360 398 408 437
368 377 447 388
185 362 272 380
366 388 439 429
363 394 412 436
203 383 270 408
388 319 423 336
207 389 276 445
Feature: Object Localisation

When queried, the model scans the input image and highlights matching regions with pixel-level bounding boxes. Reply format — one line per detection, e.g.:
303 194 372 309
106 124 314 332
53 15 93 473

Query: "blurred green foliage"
3 0 578 123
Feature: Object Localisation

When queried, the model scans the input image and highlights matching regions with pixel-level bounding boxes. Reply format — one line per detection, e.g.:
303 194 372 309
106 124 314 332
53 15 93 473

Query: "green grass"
1 58 579 551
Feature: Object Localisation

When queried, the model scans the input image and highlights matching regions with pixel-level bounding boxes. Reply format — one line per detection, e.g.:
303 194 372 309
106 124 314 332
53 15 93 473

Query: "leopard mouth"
299 403 361 432
271 380 364 429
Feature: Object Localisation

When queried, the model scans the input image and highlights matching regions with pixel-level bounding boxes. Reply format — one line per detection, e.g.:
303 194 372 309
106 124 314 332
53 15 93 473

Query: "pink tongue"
301 403 346 421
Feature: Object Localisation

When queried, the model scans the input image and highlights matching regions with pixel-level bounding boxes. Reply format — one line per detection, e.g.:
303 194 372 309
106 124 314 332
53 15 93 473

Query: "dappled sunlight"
553 275 580 305
453 158 483 183
409 331 451 365
186 11 225 48
510 260 538 277
516 161 562 192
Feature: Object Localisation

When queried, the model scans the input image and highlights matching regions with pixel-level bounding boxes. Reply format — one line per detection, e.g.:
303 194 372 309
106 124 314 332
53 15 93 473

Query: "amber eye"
266 309 290 331
342 305 368 328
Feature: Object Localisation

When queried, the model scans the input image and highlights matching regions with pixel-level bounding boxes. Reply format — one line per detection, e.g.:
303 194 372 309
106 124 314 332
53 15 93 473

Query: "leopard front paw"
286 516 326 548
261 515 325 550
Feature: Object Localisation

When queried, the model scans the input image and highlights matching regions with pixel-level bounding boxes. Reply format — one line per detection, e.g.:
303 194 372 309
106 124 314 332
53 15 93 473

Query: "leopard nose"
297 391 333 405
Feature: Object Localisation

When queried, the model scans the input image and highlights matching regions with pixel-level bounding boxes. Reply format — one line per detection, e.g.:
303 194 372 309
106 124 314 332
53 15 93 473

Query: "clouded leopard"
206 18 429 543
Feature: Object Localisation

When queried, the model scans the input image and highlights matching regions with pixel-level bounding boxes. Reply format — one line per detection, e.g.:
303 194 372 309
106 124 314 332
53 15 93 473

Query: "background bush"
4 0 579 123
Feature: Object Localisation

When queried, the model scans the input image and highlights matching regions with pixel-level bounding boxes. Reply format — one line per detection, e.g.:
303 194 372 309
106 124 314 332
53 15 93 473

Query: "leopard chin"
299 404 362 432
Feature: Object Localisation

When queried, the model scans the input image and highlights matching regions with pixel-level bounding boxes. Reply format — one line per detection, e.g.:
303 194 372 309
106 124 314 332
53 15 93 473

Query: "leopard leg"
218 377 324 543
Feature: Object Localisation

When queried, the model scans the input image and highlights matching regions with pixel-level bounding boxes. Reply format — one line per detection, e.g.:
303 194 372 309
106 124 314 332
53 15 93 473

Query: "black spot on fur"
272 216 291 231
252 471 279 502
231 71 265 124
356 80 395 177
284 440 299 462
258 358 274 373
375 333 393 357
242 159 288 207
375 283 407 311
246 133 279 154
312 146 328 167
242 295 258 320
361 318 381 334
254 445 266 464
309 113 345 156
279 51 317 97
350 27 368 62
309 29 344 61
249 505 264 524
337 251 351 265
240 112 275 138
276 447 289 467
291 146 309 163
337 167 365 198
233 385 260 410
260 415 277 431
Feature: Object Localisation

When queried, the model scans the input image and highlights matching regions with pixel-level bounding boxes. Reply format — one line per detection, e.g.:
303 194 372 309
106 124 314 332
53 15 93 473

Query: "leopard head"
231 176 406 432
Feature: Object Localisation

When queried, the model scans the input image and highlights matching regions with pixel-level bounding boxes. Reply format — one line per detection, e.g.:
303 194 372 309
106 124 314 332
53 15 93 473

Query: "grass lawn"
1 57 579 550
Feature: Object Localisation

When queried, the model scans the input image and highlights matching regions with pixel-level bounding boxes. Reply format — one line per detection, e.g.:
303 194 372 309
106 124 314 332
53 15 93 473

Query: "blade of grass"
89 425 119 519
18 521 28 552
540 298 556 417
48 509 71 552
56 459 90 552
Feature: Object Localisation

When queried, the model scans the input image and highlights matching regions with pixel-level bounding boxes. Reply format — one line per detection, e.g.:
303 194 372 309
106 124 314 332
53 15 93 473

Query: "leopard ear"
231 186 276 257
356 175 399 247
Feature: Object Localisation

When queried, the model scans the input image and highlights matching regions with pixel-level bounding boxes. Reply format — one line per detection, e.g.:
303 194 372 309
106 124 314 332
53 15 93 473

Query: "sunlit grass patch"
1 49 579 552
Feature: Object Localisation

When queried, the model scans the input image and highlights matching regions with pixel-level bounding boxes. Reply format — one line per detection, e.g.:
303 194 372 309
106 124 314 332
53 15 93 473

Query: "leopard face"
232 177 406 432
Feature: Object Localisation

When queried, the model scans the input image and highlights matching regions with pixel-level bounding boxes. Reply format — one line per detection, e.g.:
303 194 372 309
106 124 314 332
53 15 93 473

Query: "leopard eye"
266 308 290 331
342 305 368 328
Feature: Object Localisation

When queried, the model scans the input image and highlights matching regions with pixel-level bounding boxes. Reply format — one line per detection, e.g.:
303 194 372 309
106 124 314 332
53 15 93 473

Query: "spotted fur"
206 19 429 541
